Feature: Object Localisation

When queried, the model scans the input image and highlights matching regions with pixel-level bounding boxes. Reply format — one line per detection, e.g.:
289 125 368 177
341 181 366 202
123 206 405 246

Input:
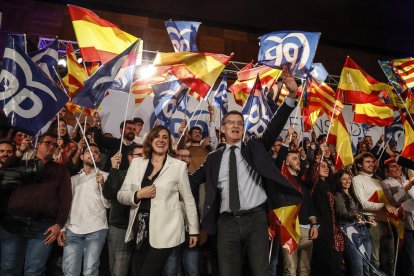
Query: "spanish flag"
337 57 392 104
353 101 394 126
229 65 282 106
62 43 97 115
268 163 301 254
153 52 232 98
368 190 404 240
327 114 354 170
392 58 414 89
401 108 414 160
68 5 138 64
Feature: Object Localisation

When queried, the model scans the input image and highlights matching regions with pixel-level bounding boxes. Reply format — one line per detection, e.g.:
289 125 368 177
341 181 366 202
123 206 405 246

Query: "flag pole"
75 116 98 172
290 79 306 142
119 40 142 156
321 99 339 162
397 93 414 126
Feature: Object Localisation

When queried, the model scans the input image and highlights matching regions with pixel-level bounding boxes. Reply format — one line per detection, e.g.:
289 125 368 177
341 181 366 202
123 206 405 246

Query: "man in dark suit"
190 67 303 276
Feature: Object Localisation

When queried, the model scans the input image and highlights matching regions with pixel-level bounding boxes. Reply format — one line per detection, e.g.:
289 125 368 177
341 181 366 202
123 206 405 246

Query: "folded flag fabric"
353 101 394 127
68 5 138 64
28 39 59 82
391 58 414 89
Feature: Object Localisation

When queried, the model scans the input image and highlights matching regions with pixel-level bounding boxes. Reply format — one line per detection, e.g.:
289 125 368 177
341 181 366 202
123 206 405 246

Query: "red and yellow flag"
309 80 343 118
353 101 394 126
401 96 414 160
368 190 404 239
337 56 392 104
229 65 282 106
327 114 354 170
392 58 414 89
153 52 232 98
68 5 138 64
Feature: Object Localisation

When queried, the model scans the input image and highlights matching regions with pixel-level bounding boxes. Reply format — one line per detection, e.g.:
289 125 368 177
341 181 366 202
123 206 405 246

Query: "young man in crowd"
102 144 144 276
352 152 397 275
0 133 72 276
58 144 110 275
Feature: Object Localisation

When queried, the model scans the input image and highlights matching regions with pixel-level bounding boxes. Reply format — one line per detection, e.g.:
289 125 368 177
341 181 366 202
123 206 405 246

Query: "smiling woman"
117 126 199 276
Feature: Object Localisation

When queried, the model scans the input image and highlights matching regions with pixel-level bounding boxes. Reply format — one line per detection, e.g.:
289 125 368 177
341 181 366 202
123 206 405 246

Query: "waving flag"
309 63 329 83
153 52 232 98
327 114 354 170
63 43 88 95
68 5 138 64
401 96 414 160
152 78 189 125
229 65 282 106
391 58 414 89
337 57 392 104
212 76 228 117
241 75 272 137
72 41 139 109
164 20 201 52
258 31 320 77
28 39 59 81
368 190 404 240
378 60 406 94
0 37 69 135
353 101 394 126
308 80 343 118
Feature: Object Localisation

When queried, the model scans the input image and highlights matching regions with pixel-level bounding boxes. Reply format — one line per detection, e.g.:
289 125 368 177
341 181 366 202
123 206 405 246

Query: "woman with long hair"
117 125 199 276
335 169 373 276
48 119 77 165
310 160 344 276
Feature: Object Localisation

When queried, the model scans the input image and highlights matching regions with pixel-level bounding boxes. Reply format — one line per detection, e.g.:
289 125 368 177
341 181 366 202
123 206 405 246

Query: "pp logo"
166 27 191 52
263 33 310 71
0 48 57 119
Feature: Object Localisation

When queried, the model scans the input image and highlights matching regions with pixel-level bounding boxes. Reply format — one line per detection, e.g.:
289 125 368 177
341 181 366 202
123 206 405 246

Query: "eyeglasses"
0 149 13 154
224 120 244 126
40 141 59 148
176 154 191 159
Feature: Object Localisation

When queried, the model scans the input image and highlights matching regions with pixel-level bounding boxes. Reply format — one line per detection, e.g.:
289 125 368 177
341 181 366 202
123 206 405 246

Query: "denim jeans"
0 218 54 276
344 224 372 276
269 237 280 276
163 234 199 276
62 228 108 276
107 225 133 276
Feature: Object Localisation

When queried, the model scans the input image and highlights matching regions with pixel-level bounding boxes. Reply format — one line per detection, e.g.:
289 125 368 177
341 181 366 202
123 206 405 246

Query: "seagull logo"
92 56 127 90
167 26 192 52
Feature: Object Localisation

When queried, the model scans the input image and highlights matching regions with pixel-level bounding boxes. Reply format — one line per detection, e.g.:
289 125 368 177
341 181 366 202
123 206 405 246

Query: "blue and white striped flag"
29 39 59 81
164 20 201 52
0 37 69 135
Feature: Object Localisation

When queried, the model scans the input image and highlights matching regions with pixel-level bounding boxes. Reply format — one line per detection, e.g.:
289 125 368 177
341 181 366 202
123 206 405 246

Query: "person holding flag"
189 67 302 276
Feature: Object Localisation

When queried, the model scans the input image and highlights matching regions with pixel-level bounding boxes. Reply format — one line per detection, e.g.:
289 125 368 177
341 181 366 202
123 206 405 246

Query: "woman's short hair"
143 126 174 159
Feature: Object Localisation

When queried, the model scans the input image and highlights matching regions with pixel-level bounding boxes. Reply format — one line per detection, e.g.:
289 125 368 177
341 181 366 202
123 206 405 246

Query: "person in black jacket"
190 67 303 276
102 145 144 276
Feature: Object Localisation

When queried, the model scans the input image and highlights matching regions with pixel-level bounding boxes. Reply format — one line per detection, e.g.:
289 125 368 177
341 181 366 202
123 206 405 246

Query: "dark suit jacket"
190 102 304 235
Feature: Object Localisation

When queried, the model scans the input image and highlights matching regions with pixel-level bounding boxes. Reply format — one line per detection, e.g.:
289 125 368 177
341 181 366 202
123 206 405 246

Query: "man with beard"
92 112 137 170
0 133 72 275
58 144 110 275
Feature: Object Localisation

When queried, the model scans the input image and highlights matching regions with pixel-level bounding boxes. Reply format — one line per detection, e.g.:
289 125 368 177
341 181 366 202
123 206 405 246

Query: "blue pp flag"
9 34 27 53
309 63 329 83
0 37 69 136
72 41 139 109
212 76 228 117
29 39 59 81
241 75 273 137
258 31 320 78
152 78 189 125
164 20 201 52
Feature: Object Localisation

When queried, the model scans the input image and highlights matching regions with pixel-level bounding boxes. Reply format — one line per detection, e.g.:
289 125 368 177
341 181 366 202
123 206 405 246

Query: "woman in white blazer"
117 125 199 276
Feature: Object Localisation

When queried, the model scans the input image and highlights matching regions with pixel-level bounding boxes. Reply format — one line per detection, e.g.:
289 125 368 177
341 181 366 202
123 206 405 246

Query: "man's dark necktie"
229 145 240 212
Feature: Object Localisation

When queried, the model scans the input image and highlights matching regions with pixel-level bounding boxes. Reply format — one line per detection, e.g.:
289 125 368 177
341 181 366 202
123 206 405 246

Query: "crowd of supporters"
0 71 413 276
